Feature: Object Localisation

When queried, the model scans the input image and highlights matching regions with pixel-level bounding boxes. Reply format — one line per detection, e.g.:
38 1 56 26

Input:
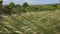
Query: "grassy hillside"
0 10 60 34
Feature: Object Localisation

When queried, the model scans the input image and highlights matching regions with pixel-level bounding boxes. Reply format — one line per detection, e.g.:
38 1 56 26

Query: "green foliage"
1 1 60 15
8 2 15 8
23 2 29 7
3 5 11 15
0 0 3 14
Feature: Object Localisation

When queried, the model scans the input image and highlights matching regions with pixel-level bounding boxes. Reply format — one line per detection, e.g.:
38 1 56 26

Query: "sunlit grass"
0 10 60 34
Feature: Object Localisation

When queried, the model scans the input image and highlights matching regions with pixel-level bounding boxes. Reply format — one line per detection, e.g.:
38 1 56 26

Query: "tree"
23 2 29 7
3 5 11 15
3 2 16 15
0 0 3 14
8 2 15 7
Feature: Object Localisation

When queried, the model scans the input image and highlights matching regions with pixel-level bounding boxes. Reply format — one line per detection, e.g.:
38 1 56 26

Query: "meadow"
0 1 60 34
0 10 60 34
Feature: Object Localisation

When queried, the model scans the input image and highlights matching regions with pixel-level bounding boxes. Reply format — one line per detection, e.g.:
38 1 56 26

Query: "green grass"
0 10 60 34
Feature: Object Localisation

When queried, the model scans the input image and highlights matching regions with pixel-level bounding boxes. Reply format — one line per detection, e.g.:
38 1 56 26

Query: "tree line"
0 1 60 15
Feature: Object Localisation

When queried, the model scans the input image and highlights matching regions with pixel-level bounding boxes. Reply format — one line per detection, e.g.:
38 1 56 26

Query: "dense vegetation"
0 0 60 34
0 1 60 15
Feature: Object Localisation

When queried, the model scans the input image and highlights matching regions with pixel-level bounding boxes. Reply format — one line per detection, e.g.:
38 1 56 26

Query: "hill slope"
0 10 60 34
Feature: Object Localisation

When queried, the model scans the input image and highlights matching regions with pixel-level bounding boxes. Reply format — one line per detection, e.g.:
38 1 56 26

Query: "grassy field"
0 10 60 34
